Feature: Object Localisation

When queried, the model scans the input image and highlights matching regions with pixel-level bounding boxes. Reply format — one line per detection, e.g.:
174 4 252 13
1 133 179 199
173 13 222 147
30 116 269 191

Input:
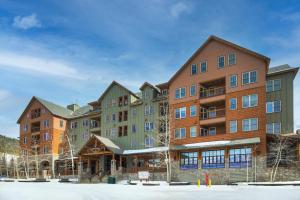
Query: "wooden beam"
83 151 112 156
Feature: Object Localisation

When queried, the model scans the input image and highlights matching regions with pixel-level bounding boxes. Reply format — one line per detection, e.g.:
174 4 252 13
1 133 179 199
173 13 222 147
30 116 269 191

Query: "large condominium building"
17 35 299 183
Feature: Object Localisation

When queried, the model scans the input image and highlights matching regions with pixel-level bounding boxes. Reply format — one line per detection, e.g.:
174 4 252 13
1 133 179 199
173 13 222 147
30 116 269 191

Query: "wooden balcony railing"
200 86 225 99
31 127 40 133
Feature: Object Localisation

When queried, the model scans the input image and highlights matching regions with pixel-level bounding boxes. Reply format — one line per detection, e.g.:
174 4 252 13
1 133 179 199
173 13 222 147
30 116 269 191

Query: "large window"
229 148 252 168
242 118 258 132
190 126 197 137
266 101 281 113
175 87 186 99
228 53 236 65
266 123 281 134
242 94 258 108
144 105 154 116
190 85 196 96
190 105 197 117
200 61 207 73
218 56 225 68
144 122 154 132
202 150 225 169
230 98 237 110
242 71 257 85
175 107 186 119
174 128 186 139
230 74 237 88
266 79 281 92
145 136 154 148
180 152 198 170
230 120 237 133
191 64 197 75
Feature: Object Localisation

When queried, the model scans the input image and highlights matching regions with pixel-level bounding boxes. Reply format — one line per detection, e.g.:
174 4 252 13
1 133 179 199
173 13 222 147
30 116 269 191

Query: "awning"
172 137 261 150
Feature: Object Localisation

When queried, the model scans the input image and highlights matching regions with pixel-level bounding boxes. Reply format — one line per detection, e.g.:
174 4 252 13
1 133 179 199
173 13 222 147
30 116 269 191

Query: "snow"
1 181 300 200
123 147 168 155
184 140 230 148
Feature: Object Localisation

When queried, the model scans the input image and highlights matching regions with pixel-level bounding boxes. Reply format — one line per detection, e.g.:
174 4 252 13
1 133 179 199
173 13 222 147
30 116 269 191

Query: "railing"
122 167 167 174
31 127 40 133
31 140 40 145
199 86 225 99
200 108 225 120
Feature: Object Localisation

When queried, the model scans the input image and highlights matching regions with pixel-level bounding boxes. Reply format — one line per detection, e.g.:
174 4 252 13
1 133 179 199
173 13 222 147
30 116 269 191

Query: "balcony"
200 123 226 137
200 107 225 125
199 78 226 104
90 120 101 133
31 121 41 134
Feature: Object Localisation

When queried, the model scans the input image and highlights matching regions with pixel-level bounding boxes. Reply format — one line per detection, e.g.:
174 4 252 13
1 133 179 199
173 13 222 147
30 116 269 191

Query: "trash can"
107 176 116 184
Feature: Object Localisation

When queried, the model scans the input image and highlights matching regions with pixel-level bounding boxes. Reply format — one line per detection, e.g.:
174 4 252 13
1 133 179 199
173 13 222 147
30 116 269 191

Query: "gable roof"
139 82 161 92
267 64 299 76
168 35 270 85
17 96 73 123
97 81 139 102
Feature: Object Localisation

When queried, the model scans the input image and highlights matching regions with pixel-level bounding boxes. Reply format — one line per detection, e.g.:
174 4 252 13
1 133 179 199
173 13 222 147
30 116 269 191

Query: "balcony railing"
200 108 225 120
31 127 40 133
200 86 225 99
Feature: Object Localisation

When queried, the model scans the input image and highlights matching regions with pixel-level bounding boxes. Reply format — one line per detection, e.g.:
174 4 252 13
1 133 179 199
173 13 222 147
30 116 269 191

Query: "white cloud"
0 51 87 80
12 13 41 30
170 2 191 18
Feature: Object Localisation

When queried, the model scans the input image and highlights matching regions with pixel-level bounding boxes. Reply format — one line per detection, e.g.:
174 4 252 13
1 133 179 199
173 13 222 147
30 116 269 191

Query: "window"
43 120 49 128
111 98 117 107
175 107 186 119
202 150 225 169
132 124 137 133
124 111 128 121
266 123 281 134
242 94 258 108
242 118 258 132
23 124 28 132
230 74 237 88
174 128 186 139
123 126 128 136
144 105 153 116
266 79 281 92
70 122 77 129
191 64 197 75
190 126 197 138
230 120 237 133
175 87 186 99
209 127 216 135
118 112 122 122
228 53 236 65
229 148 252 168
144 122 154 132
118 96 123 107
180 152 198 170
123 95 128 106
111 128 117 137
44 132 49 141
242 71 257 85
43 146 49 154
118 127 123 137
82 132 89 140
190 85 196 96
266 101 281 113
60 120 64 128
190 105 196 117
131 108 137 117
218 56 225 68
82 119 89 126
23 136 27 144
145 136 154 148
71 135 77 142
112 113 116 122
230 98 237 110
200 61 207 73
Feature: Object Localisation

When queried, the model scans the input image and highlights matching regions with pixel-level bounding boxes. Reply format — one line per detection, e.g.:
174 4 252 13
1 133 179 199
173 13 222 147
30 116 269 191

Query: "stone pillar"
111 154 116 176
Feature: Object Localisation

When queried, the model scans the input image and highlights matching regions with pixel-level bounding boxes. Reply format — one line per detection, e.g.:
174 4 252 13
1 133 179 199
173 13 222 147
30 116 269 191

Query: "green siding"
69 117 91 154
266 72 296 134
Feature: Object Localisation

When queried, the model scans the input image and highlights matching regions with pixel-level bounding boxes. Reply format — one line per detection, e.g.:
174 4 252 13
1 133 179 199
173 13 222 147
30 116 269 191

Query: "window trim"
190 105 197 117
175 87 186 99
229 74 238 88
266 79 281 92
190 126 197 138
228 52 236 66
174 127 186 139
266 100 281 113
200 61 207 73
242 118 258 132
175 107 186 119
229 98 237 110
242 94 258 108
242 70 257 85
191 64 198 75
190 84 196 97
217 55 225 69
266 122 281 134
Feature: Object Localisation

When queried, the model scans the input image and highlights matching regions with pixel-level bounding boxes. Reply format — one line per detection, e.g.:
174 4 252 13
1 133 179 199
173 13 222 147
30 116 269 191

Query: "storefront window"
180 152 198 170
202 150 225 169
229 147 252 168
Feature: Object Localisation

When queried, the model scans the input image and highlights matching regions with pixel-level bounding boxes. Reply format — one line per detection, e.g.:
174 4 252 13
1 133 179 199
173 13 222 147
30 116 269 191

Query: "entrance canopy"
77 135 123 156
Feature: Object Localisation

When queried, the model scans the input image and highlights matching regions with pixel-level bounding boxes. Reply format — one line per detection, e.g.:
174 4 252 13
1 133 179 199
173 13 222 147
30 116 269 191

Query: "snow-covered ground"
0 181 300 200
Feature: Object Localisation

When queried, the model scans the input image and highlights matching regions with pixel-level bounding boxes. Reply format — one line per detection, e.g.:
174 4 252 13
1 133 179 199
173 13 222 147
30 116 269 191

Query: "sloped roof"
140 82 161 92
267 64 299 76
97 81 139 102
168 35 270 85
17 96 73 123
70 105 93 118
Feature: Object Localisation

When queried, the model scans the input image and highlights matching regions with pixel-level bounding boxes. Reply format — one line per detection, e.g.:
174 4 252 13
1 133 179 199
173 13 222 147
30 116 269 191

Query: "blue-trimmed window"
202 150 225 169
229 148 252 168
180 152 198 170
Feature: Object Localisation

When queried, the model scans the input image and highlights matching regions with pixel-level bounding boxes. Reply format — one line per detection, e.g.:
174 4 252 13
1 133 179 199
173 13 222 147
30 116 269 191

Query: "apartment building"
17 35 299 183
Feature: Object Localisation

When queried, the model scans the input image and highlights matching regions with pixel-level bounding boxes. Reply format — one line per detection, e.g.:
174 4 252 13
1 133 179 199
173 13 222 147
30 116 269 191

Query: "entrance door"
91 160 97 175
104 156 112 172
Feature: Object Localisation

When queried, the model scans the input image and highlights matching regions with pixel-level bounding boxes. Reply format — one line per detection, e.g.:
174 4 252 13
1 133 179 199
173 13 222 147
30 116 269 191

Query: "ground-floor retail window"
180 152 198 170
229 147 252 168
202 150 225 169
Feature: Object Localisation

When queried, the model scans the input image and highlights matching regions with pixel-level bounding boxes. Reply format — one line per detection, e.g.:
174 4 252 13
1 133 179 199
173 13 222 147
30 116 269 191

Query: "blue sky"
0 0 300 138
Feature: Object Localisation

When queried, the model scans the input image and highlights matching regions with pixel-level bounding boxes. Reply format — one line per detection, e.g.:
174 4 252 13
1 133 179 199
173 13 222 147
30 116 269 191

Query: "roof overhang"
172 137 261 151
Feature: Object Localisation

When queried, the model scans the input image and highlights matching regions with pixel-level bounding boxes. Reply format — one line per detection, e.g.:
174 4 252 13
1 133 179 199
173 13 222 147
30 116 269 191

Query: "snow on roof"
123 146 168 155
184 140 230 148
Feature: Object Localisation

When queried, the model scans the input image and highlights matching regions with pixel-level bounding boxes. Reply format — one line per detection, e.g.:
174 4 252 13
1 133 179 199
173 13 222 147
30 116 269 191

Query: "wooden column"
87 157 91 173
